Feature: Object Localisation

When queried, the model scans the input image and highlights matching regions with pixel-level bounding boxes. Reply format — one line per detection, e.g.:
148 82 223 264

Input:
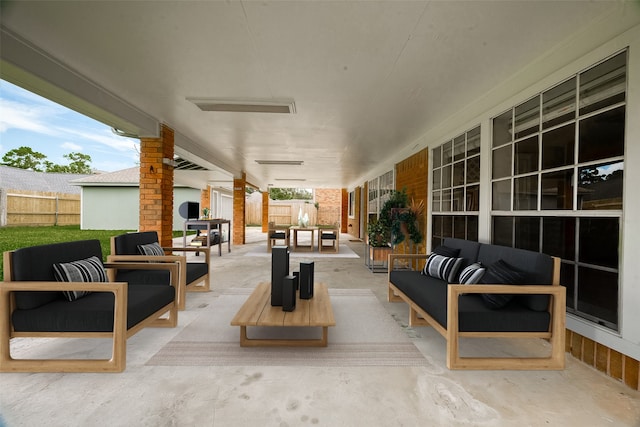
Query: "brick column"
201 186 211 216
261 191 269 232
233 173 246 245
139 124 174 247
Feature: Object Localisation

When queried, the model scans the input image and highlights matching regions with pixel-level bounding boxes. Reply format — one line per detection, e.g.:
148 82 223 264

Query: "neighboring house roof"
71 167 192 188
71 167 140 187
0 165 92 194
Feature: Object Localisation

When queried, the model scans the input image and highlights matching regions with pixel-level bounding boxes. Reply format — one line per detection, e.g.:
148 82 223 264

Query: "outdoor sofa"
388 237 566 370
0 239 178 373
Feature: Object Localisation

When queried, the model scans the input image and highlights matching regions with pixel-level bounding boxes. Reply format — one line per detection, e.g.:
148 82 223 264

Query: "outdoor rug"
146 288 429 367
244 244 360 259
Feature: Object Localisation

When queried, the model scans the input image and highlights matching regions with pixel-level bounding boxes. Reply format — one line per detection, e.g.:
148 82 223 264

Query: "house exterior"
71 167 201 231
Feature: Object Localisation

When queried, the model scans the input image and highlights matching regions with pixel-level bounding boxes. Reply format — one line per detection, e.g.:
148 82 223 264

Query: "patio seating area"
0 227 638 426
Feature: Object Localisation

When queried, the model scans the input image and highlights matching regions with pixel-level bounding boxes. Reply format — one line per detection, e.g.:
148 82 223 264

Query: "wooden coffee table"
230 282 335 347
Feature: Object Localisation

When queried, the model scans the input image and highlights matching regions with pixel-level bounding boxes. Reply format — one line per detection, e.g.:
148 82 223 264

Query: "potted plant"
367 218 389 247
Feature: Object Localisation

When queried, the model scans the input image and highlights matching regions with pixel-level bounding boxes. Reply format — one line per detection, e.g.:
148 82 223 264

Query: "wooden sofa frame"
108 237 211 311
1 253 178 373
388 253 566 370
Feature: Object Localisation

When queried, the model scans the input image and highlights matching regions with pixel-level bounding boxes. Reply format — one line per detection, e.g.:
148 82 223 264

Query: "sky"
0 80 140 172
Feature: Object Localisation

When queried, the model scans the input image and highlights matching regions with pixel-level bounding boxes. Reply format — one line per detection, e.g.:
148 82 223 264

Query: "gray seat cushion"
11 285 175 332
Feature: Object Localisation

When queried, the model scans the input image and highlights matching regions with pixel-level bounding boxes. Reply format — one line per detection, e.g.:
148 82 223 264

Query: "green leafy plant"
367 218 389 247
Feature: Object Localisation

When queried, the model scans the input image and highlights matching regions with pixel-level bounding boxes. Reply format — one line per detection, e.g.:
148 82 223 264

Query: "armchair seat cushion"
116 269 171 286
11 285 175 332
321 233 337 240
186 262 209 284
270 232 287 239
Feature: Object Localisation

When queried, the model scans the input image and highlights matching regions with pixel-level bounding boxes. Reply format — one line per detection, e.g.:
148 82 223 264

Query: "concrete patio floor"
1 227 639 426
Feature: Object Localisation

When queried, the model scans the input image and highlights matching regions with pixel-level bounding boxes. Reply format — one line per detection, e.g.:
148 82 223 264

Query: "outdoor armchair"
109 231 210 311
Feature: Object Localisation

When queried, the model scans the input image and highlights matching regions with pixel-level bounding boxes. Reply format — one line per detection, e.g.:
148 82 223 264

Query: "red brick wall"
200 186 211 215
139 124 174 247
394 148 428 254
233 175 246 244
315 189 342 225
261 191 269 232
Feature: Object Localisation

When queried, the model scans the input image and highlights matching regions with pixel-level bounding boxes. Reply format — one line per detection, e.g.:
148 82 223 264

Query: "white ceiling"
0 1 618 190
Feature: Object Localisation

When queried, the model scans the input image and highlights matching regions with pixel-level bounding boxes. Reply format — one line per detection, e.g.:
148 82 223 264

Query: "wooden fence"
245 198 321 226
0 189 81 226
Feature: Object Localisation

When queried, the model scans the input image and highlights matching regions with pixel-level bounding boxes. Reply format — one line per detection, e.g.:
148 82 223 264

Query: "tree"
60 152 92 174
269 188 312 200
1 146 47 171
1 147 93 174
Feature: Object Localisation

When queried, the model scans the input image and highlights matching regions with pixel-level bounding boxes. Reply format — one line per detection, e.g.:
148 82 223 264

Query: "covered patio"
1 228 638 426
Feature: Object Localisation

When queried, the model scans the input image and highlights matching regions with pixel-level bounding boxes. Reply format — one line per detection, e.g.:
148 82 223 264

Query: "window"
368 170 394 222
490 50 626 330
348 190 355 218
432 126 481 248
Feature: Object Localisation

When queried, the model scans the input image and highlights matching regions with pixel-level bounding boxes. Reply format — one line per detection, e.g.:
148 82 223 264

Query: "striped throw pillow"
137 242 165 256
458 262 486 284
422 254 464 282
53 256 107 301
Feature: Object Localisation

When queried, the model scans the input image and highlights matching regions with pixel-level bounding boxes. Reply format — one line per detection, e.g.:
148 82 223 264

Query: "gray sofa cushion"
389 270 550 332
11 285 175 332
112 231 159 256
442 238 481 270
11 240 104 310
477 244 553 311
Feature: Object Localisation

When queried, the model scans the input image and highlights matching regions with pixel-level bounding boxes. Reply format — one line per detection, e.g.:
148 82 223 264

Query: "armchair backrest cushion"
10 240 103 310
442 238 481 270
112 231 159 256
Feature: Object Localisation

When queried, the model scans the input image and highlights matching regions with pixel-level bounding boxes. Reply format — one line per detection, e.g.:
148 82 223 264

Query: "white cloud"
0 99 61 135
61 142 83 151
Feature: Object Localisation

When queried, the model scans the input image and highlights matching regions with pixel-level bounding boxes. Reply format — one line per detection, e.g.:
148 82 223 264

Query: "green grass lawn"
0 225 188 279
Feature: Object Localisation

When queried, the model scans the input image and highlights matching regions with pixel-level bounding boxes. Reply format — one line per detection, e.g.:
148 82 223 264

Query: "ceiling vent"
187 98 296 114
255 160 304 166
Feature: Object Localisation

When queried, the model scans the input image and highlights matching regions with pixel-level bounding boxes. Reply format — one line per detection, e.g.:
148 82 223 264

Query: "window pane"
453 135 465 161
579 51 626 115
466 156 480 184
466 185 479 211
515 136 538 175
453 188 464 211
579 217 619 268
442 165 452 188
443 141 453 164
441 188 452 212
577 267 618 327
492 216 513 247
578 161 623 210
515 97 540 139
442 216 453 238
454 216 466 239
467 216 479 241
493 110 512 147
453 161 465 186
492 179 511 210
514 175 538 210
492 145 512 179
578 106 625 163
542 123 575 169
467 126 480 156
432 215 443 239
541 169 573 210
562 264 576 311
432 168 441 190
543 217 575 260
432 190 441 212
515 217 540 252
543 77 576 129
433 146 442 168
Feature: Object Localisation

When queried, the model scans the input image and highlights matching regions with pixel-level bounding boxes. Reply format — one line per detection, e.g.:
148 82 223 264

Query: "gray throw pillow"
53 256 107 301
